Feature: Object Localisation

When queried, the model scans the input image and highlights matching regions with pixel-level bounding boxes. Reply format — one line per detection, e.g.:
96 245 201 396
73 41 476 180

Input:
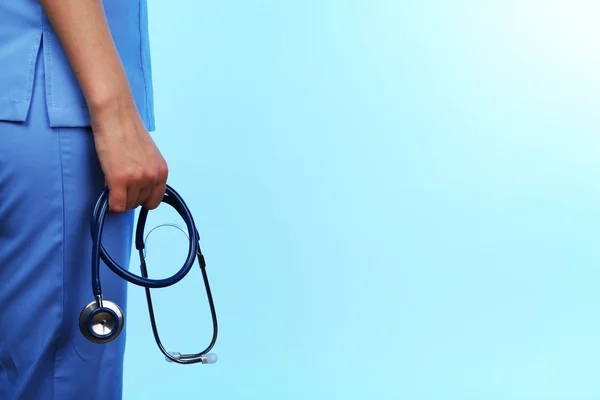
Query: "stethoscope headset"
79 184 219 365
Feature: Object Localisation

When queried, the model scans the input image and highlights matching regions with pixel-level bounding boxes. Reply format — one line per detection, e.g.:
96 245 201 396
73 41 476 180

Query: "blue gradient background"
122 1 600 399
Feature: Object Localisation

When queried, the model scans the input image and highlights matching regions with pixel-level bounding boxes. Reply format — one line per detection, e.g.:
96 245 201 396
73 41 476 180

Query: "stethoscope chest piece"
79 298 124 344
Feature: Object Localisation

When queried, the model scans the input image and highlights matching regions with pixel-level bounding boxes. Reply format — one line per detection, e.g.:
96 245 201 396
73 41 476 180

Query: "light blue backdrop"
123 1 600 399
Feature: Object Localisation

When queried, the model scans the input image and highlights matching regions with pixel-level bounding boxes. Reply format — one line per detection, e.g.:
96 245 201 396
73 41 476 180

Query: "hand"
90 97 168 213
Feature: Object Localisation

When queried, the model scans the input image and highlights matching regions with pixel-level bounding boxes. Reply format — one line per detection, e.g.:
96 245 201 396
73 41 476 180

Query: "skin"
38 0 168 213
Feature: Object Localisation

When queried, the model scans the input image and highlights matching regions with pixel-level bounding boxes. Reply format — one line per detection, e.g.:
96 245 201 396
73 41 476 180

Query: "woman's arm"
39 0 168 213
39 0 130 109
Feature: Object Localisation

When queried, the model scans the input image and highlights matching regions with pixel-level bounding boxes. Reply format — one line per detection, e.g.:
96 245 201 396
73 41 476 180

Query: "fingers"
108 167 167 213
143 180 166 210
109 182 158 213
108 184 128 213
143 163 168 210
143 158 168 210
110 180 157 213
126 184 144 210
133 186 152 209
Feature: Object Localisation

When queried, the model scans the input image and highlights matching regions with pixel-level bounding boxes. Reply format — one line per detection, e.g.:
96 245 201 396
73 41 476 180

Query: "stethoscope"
78 184 219 365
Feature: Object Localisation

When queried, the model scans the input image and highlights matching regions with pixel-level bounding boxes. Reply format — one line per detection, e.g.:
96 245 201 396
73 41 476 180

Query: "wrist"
86 78 135 110
88 91 136 118
88 93 141 137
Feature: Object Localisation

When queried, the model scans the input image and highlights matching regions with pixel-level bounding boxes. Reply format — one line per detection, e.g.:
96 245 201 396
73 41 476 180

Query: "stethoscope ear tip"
165 352 181 363
164 352 218 364
201 353 218 364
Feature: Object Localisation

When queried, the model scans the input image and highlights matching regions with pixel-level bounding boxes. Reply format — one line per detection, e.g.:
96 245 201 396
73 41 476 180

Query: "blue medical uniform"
0 1 155 399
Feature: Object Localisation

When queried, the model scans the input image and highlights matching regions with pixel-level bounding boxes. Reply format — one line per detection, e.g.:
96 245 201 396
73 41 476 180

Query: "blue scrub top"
0 0 155 131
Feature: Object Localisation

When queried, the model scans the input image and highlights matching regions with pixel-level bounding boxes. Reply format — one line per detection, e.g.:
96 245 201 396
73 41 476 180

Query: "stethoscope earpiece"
79 297 124 344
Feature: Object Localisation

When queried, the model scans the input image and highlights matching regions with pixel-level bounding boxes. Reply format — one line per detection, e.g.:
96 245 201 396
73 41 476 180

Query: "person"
0 0 167 398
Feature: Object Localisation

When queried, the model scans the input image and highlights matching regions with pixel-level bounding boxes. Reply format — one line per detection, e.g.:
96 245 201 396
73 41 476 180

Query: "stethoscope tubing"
90 185 198 295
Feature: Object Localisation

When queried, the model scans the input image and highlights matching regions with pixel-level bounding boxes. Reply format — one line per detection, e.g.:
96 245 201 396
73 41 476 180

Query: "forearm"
39 0 134 112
